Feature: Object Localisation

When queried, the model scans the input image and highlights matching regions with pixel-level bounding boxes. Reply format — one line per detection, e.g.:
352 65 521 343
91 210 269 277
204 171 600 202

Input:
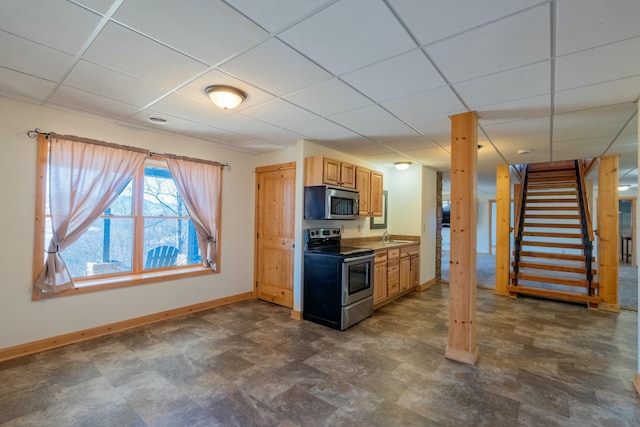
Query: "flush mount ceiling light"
517 149 531 155
205 85 246 110
394 162 412 171
146 116 167 125
619 185 630 191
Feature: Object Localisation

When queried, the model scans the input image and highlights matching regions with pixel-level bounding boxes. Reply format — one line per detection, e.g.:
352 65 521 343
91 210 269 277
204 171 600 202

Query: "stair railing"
575 160 595 295
513 164 530 285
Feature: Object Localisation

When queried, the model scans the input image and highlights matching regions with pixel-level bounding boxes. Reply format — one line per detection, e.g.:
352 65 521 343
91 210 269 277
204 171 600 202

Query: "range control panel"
305 228 341 240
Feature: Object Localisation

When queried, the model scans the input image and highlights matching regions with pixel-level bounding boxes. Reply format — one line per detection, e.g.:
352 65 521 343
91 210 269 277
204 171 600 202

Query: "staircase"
510 160 600 308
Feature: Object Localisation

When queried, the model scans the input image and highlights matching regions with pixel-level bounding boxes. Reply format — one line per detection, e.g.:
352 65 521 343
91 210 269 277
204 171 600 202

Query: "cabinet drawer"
375 252 388 263
387 248 400 260
387 263 399 278
401 245 419 257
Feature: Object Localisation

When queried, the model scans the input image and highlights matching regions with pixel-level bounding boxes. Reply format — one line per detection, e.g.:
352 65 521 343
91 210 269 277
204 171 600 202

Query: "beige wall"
0 98 256 349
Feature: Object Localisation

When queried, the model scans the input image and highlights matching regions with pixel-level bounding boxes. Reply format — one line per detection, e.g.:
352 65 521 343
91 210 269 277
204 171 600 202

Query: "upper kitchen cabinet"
304 156 356 189
356 166 384 217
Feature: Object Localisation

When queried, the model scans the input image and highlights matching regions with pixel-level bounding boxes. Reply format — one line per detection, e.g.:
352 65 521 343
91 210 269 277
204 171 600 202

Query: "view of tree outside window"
44 159 201 280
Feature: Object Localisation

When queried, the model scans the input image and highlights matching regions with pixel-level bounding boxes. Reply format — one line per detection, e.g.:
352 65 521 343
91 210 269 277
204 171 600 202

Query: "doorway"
619 197 636 267
254 162 296 308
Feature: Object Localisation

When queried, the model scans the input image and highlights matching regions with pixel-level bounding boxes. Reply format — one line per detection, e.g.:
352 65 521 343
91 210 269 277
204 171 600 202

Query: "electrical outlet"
341 225 345 233
358 224 361 232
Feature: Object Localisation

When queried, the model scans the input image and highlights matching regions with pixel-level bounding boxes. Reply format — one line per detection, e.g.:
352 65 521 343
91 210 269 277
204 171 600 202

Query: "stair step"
524 214 581 220
520 240 585 249
521 231 583 239
525 199 578 204
523 222 582 229
507 284 600 305
528 182 577 189
527 173 577 182
525 206 581 211
526 190 579 197
512 261 596 275
509 272 589 288
527 160 577 173
519 250 594 262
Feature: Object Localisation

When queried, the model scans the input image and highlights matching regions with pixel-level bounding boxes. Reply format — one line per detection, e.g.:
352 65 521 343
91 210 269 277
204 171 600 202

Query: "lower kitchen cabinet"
373 244 419 309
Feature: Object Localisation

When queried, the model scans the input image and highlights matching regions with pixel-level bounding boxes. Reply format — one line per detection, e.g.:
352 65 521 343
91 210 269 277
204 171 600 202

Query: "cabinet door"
340 162 356 188
399 256 411 292
374 262 387 304
356 167 371 216
387 259 399 296
410 255 419 286
323 158 341 186
370 171 384 217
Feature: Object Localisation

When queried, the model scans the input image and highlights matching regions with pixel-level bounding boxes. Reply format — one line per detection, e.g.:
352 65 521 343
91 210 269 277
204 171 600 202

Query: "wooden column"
597 155 619 311
446 112 479 365
494 164 511 296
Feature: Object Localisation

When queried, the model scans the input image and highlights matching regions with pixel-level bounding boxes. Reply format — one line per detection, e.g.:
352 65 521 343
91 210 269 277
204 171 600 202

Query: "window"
34 134 218 298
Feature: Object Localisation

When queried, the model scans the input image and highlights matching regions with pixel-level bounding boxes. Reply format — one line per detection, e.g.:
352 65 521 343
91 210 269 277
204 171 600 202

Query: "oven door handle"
342 254 374 263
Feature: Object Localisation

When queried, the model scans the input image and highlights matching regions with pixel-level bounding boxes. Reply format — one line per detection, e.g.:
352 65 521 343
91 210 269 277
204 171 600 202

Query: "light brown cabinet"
356 166 384 217
373 252 388 305
373 243 420 309
304 156 356 189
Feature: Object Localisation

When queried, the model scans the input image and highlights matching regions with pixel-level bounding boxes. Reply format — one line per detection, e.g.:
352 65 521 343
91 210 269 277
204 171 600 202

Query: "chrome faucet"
382 231 390 242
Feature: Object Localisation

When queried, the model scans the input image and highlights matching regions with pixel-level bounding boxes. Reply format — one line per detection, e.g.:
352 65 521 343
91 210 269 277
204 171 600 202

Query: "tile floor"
1 284 638 426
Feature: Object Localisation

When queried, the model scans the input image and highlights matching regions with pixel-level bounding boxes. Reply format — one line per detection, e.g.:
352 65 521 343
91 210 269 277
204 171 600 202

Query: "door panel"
255 164 295 308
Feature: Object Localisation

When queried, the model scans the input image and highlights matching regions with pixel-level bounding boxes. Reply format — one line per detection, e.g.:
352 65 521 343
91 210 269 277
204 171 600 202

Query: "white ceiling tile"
48 85 140 119
358 122 420 143
113 0 268 65
0 32 73 81
553 104 637 130
224 0 334 33
177 69 275 111
279 0 416 75
477 95 551 126
554 76 640 114
253 128 306 146
425 4 550 83
382 86 466 122
287 118 351 140
383 137 440 152
406 116 451 139
73 0 116 14
0 67 56 102
83 22 207 88
211 114 283 135
388 0 544 45
553 122 628 143
483 117 550 139
126 111 201 134
241 99 318 127
284 79 372 116
179 122 251 144
347 143 397 156
64 60 168 107
150 93 229 124
341 49 447 102
328 105 404 133
556 0 640 55
219 38 332 96
0 0 102 54
553 138 611 160
556 37 640 91
454 61 550 108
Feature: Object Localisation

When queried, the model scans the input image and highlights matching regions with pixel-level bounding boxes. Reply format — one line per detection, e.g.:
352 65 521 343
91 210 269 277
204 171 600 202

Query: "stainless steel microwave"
304 186 360 220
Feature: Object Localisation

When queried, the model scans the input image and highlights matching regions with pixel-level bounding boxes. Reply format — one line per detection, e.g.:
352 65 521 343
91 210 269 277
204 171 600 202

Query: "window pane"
61 217 133 277
143 165 189 216
107 180 133 216
144 217 201 269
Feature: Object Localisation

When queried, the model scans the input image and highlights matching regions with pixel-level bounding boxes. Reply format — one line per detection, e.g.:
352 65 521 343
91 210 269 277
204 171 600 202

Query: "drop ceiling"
1 0 638 194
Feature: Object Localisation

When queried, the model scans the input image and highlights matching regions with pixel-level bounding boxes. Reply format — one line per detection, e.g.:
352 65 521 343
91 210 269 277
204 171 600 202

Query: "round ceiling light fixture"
205 85 246 110
517 149 531 155
394 161 412 171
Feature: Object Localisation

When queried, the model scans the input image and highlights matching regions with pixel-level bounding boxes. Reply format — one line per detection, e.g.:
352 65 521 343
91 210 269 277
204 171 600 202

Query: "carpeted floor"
441 251 638 311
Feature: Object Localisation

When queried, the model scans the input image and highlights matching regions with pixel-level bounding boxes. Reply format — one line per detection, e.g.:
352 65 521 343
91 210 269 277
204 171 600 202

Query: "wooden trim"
495 164 511 296
290 310 302 320
445 345 479 365
633 373 640 396
416 278 437 291
0 291 254 362
598 302 620 313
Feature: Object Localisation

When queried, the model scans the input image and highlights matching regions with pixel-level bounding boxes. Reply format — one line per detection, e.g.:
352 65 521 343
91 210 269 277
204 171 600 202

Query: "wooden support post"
495 164 511 296
446 112 479 365
597 155 619 312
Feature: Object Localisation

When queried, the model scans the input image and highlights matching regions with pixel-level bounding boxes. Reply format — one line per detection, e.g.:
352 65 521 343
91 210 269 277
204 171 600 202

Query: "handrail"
574 160 594 295
513 164 529 281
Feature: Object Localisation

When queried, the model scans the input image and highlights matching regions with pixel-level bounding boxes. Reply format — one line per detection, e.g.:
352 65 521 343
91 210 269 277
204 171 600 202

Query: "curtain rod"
27 129 231 170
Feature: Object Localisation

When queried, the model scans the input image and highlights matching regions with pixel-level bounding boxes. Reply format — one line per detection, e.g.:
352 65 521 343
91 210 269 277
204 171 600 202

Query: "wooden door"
255 163 295 308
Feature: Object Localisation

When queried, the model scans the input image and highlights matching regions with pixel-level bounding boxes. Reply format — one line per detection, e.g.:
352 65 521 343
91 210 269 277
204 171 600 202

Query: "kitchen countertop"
344 240 419 251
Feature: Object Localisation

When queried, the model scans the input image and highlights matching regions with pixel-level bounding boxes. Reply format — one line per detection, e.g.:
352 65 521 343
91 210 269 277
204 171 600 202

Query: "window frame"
32 135 215 300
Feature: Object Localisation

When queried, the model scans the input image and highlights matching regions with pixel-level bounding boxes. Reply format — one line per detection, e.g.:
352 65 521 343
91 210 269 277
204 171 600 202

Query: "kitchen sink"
382 239 413 244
